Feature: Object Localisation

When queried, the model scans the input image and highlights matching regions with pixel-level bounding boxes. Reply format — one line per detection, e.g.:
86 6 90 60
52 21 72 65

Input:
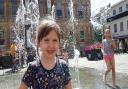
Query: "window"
11 5 18 16
67 9 70 17
9 0 19 6
77 0 83 18
126 4 128 10
114 24 117 32
80 31 85 41
10 0 16 2
47 0 51 14
120 22 123 31
119 7 122 13
127 20 128 30
56 10 62 17
78 11 83 18
56 0 62 17
0 0 4 16
0 31 4 45
10 1 18 16
0 0 4 3
113 10 116 15
67 0 72 18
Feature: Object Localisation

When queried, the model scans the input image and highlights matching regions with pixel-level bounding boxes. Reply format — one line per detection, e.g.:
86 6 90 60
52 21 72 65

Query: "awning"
113 35 128 39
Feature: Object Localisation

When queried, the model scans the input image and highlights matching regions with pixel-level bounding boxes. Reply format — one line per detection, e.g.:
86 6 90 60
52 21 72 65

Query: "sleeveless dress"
102 39 115 61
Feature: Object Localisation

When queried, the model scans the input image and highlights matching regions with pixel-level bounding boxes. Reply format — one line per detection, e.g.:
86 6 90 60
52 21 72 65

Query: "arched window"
0 0 4 16
56 0 62 17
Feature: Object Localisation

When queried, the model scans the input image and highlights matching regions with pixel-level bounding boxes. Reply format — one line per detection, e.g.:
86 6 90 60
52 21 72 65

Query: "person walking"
10 42 17 72
102 29 116 88
119 40 124 53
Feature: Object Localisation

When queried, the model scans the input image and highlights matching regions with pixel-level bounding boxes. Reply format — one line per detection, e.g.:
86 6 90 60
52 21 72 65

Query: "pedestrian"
102 29 116 88
0 50 2 57
26 47 36 66
62 49 69 63
10 41 17 72
19 19 72 89
0 50 3 67
119 40 124 53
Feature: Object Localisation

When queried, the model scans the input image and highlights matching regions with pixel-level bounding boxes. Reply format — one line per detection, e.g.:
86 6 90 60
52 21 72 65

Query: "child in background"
102 29 116 88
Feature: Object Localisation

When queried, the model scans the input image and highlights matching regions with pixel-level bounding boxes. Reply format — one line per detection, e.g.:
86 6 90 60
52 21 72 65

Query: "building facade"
0 0 18 52
0 0 92 56
107 0 128 52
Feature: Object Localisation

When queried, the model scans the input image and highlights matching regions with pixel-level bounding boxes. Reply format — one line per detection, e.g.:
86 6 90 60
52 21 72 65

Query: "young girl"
102 29 116 87
19 19 72 89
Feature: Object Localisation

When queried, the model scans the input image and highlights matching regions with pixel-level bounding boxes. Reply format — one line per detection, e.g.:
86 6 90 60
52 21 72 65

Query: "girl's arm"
100 43 103 49
111 40 116 49
65 80 72 89
19 82 28 89
100 41 104 52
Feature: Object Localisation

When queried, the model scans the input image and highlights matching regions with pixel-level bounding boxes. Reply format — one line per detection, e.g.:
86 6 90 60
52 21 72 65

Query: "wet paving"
70 67 128 89
0 71 22 89
0 67 128 89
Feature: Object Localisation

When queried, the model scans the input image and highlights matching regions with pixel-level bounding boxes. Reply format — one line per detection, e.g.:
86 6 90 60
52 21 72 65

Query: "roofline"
111 0 126 8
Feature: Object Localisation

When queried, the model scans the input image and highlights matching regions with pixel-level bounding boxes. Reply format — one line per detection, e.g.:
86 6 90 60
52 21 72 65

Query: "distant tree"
92 4 111 39
93 27 102 42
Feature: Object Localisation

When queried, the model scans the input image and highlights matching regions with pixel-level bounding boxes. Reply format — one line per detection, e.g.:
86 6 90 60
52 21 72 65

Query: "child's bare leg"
111 59 116 86
103 60 111 84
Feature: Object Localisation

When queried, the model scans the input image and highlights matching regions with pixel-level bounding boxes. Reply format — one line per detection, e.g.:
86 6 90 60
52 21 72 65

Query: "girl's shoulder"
103 39 107 41
112 39 115 42
27 60 40 71
58 59 67 64
57 59 70 75
29 60 39 66
102 39 106 43
57 59 69 68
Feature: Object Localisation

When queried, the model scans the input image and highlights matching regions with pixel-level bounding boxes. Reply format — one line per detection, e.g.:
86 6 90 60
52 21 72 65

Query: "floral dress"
22 59 71 89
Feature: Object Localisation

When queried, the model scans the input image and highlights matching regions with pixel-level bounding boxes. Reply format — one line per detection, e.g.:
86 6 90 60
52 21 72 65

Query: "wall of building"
110 16 128 37
0 0 17 51
110 0 128 17
0 0 92 56
54 0 92 56
107 0 128 52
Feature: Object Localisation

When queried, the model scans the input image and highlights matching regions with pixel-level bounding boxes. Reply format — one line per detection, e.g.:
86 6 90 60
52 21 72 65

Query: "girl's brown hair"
36 19 61 47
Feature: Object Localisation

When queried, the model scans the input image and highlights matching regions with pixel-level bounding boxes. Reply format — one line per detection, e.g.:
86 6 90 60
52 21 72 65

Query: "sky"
91 0 122 16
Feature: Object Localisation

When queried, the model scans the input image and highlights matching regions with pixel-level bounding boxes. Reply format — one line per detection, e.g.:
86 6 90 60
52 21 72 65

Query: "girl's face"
39 30 59 59
104 30 111 38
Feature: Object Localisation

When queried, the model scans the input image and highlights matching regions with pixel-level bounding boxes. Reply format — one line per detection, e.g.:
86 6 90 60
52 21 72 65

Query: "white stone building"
107 0 128 52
